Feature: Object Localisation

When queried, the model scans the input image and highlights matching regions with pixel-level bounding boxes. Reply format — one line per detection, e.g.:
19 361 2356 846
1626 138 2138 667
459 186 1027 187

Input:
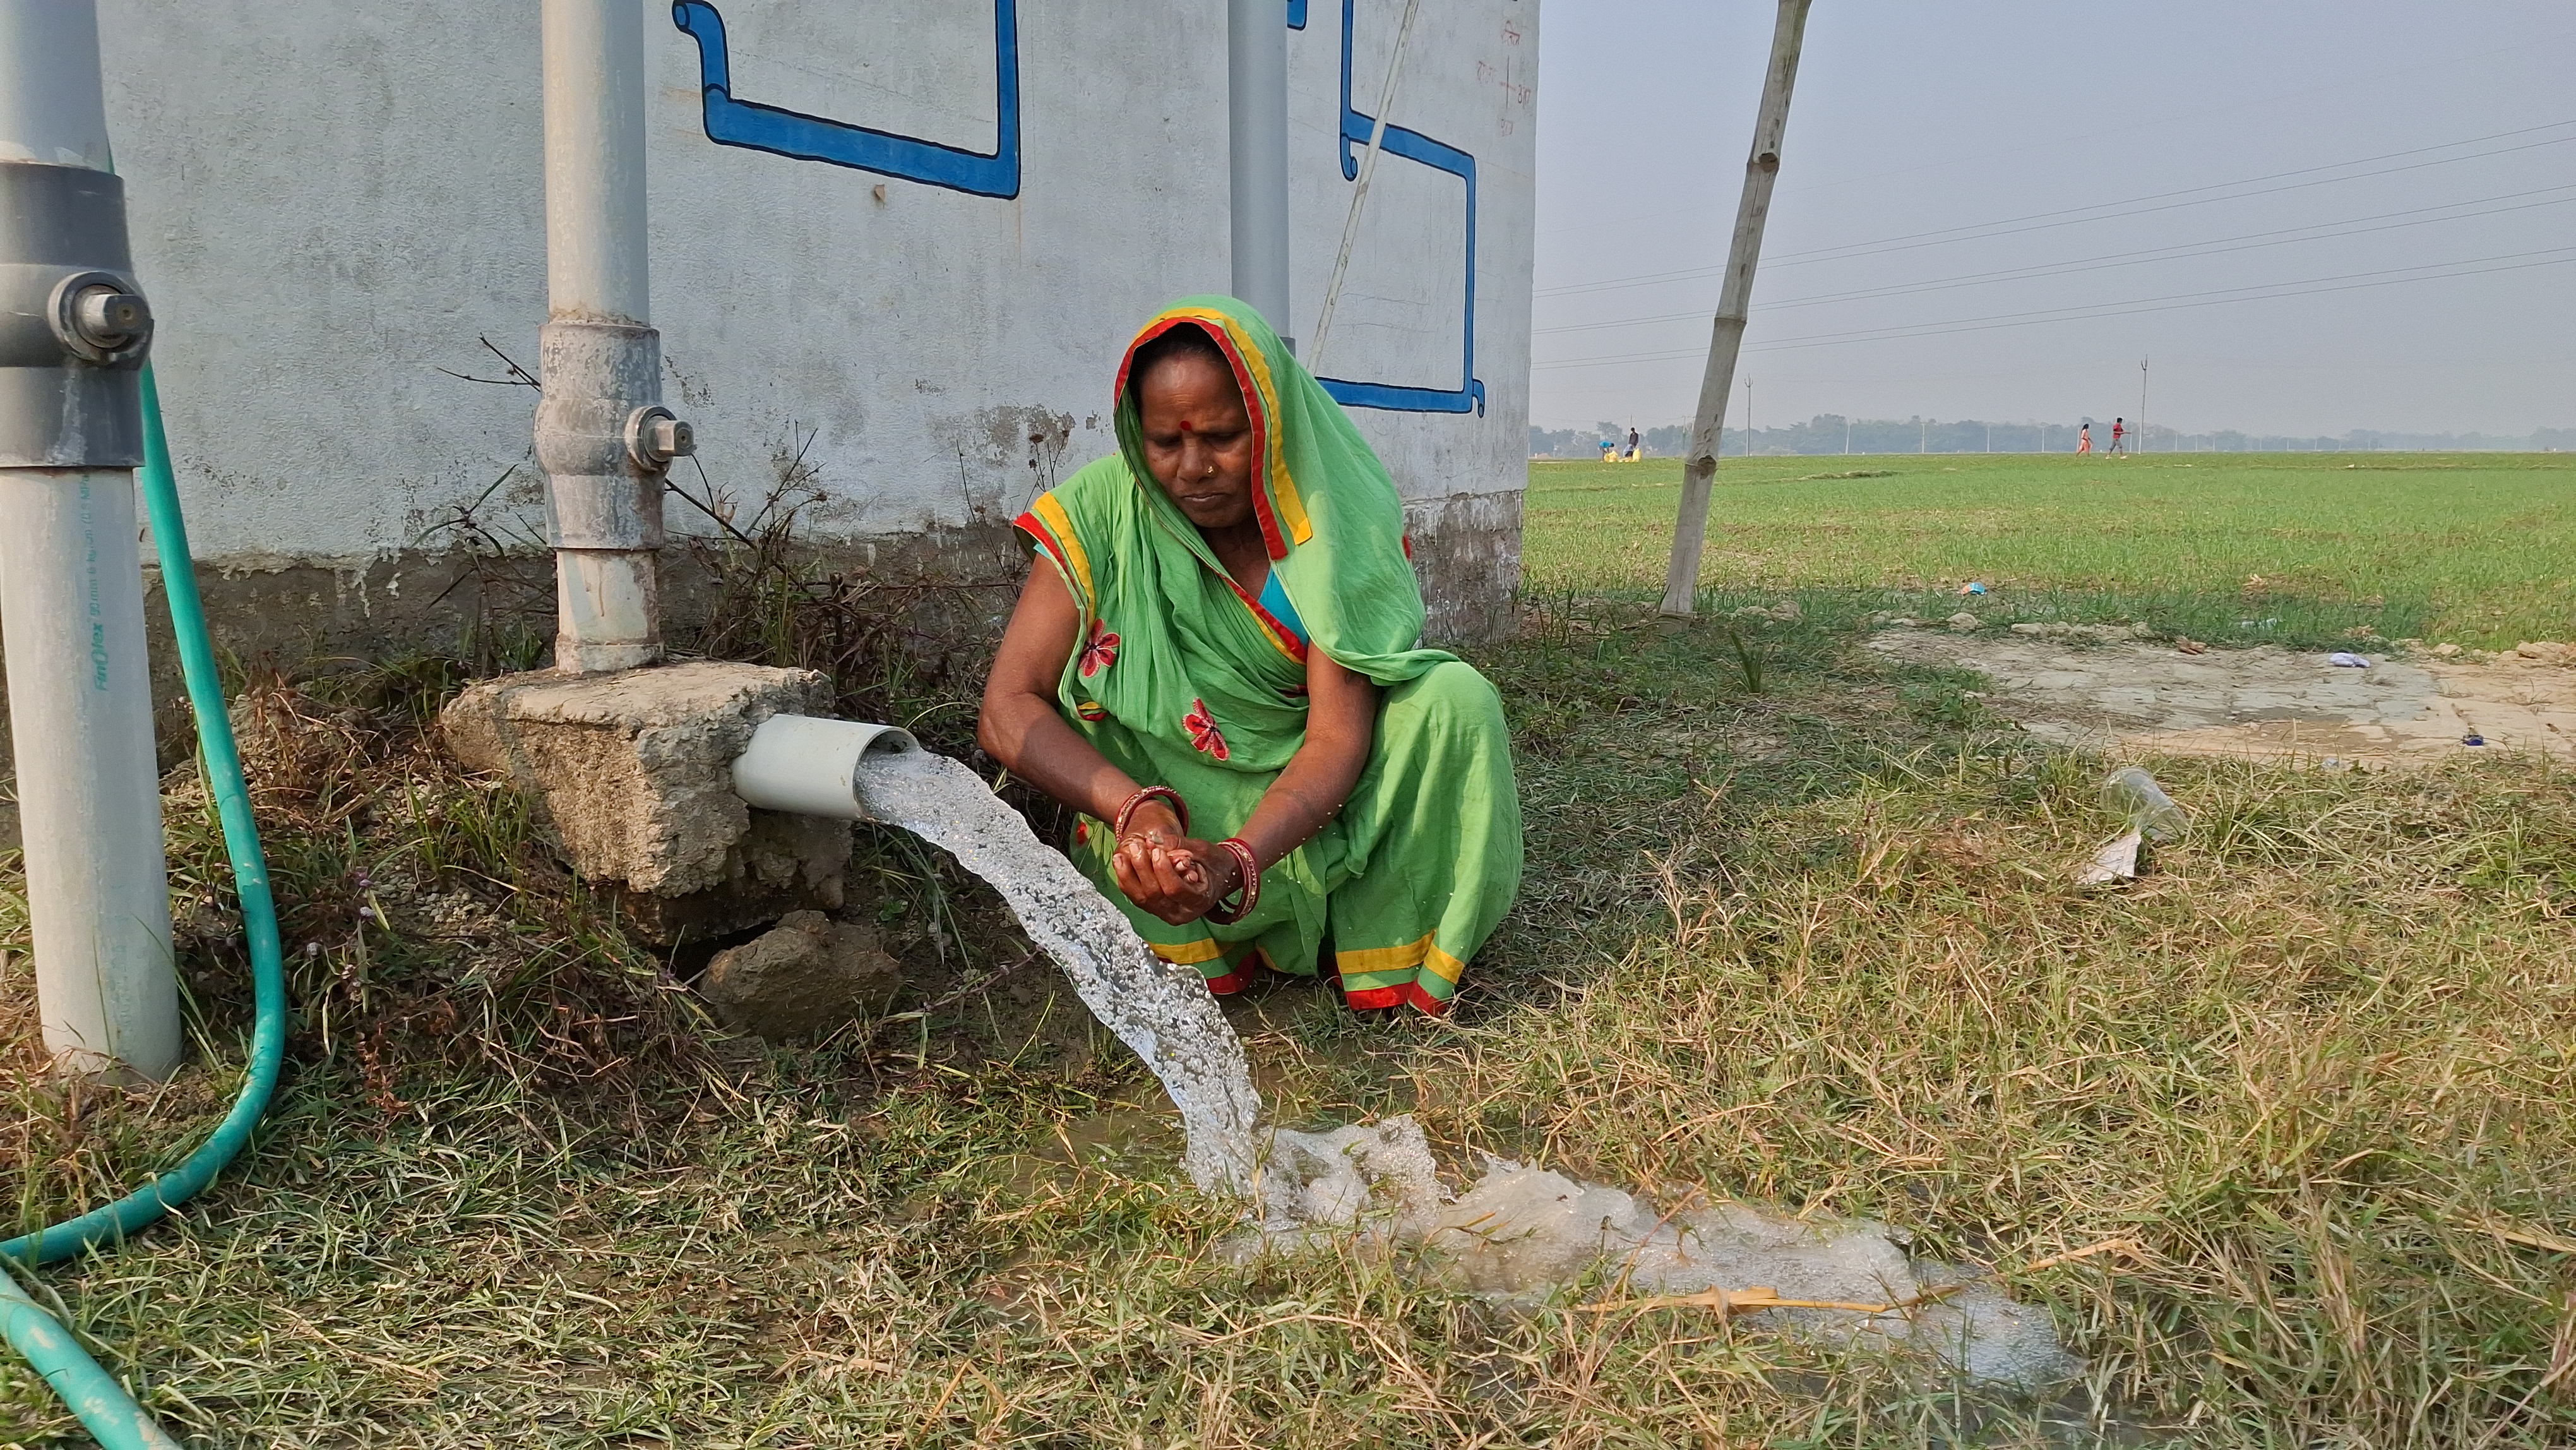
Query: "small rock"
2431 643 2462 658
1888 616 1922 629
1947 613 1983 633
2513 640 2571 666
701 909 901 1043
1867 611 1893 626
2009 622 2051 637
2130 623 2156 638
2176 638 2209 656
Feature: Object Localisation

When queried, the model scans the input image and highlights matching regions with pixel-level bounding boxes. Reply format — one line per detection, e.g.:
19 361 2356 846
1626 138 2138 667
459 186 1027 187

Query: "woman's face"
1136 352 1258 531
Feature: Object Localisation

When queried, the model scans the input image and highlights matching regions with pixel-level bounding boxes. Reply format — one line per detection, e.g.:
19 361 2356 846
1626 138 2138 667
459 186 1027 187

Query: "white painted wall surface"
95 0 1535 574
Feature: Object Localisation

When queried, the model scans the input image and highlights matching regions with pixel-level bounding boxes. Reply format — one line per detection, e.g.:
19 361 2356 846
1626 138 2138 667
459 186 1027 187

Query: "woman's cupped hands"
1109 802 1242 925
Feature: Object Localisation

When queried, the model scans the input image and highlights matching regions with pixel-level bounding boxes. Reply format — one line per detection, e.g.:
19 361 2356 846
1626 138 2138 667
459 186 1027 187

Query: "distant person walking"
2075 423 2092 454
2108 417 2126 455
1625 426 1640 462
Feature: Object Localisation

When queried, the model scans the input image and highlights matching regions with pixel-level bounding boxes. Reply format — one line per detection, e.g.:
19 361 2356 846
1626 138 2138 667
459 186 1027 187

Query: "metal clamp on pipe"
732 714 922 820
0 164 151 466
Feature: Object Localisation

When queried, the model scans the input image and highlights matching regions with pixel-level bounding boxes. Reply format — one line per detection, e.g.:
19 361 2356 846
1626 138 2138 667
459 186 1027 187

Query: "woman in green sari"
978 297 1521 1015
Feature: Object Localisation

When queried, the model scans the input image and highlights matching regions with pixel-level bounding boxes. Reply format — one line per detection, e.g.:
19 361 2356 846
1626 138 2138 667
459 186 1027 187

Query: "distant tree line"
1530 417 2576 457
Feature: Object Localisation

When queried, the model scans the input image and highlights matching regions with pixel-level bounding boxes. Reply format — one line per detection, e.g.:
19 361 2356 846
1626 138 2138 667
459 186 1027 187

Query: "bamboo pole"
1657 0 1813 618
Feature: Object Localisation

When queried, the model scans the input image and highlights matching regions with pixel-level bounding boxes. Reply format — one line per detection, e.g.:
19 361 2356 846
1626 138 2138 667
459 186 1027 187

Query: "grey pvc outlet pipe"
731 714 922 820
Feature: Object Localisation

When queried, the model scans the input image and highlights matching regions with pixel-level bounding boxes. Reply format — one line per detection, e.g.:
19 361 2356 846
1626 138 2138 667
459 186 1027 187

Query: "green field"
1524 452 2576 649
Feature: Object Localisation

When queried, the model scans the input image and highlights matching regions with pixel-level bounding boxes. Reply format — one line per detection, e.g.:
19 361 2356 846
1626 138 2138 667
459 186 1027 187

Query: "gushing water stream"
850 750 2082 1389
852 750 1263 1190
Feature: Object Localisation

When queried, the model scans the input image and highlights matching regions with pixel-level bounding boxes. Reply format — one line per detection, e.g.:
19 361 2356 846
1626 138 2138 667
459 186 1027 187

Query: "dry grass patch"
4 608 2572 1446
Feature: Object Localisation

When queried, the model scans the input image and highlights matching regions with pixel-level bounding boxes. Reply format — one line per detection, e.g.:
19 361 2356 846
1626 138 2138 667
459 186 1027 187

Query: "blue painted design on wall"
670 1 1021 199
1311 0 1483 416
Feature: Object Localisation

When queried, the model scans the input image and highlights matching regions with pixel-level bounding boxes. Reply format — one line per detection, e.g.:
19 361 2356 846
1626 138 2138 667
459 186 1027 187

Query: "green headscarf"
1108 296 1452 687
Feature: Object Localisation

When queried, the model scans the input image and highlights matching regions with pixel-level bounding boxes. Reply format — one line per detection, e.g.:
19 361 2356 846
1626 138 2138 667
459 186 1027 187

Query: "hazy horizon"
1527 1 2576 440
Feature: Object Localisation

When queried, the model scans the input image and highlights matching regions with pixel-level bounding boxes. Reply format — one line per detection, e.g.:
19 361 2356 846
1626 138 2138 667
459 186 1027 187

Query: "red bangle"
1112 785 1188 839
1203 838 1261 924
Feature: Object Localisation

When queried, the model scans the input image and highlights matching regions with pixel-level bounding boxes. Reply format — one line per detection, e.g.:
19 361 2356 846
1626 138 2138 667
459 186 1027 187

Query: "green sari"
1013 297 1522 1014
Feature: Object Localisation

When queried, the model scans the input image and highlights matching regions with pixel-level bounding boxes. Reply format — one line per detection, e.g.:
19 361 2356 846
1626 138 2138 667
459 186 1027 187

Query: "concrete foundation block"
439 660 850 942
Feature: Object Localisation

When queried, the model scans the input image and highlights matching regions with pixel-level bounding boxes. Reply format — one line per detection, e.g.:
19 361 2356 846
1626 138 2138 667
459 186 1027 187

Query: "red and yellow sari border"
1015 494 1095 613
1150 935 1265 995
1220 573 1308 664
1118 306 1316 560
1335 932 1463 1016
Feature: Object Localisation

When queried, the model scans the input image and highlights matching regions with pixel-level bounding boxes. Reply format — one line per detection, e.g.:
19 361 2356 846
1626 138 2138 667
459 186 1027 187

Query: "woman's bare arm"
1234 650 1378 868
977 565 1147 825
1126 643 1379 915
982 563 1381 923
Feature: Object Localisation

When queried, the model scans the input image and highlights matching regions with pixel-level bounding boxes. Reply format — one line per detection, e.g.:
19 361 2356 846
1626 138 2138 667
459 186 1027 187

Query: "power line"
1534 121 2576 300
1533 35 2567 240
1530 248 2576 371
1533 186 2576 337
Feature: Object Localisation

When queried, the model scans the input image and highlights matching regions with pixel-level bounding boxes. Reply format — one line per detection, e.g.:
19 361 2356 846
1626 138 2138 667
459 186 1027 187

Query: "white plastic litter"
2100 767 2188 842
2074 830 2143 885
2328 651 2371 668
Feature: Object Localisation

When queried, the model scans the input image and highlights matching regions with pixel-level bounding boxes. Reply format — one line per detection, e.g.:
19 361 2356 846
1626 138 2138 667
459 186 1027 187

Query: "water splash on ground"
1250 1117 2083 1392
853 750 1261 1190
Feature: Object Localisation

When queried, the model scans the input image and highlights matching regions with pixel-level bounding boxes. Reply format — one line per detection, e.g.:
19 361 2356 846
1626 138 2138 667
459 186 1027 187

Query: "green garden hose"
0 366 287 1447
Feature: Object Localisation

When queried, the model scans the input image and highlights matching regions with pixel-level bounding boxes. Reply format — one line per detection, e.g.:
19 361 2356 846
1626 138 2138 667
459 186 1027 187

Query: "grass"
5 590 2573 1445
1524 452 2576 650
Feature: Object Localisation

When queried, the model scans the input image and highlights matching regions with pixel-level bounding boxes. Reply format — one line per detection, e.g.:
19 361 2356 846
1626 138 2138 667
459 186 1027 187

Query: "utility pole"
1743 375 1752 455
1656 0 1812 617
1844 416 1850 455
0 0 180 1079
1919 417 1927 454
1983 421 1991 453
2138 357 2149 455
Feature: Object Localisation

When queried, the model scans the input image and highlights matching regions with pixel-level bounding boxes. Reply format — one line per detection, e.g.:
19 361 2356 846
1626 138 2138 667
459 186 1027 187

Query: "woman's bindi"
1178 420 1192 433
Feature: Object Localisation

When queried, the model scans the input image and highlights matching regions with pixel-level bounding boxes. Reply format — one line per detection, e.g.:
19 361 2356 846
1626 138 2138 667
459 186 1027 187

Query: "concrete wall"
92 0 1539 652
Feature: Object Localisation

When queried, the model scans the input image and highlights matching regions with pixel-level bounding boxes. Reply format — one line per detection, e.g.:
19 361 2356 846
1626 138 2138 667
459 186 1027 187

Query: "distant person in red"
2075 423 2092 454
2108 417 2126 455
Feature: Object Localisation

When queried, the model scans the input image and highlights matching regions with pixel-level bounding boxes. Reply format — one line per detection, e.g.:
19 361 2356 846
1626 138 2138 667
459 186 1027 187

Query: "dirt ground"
1869 629 2576 768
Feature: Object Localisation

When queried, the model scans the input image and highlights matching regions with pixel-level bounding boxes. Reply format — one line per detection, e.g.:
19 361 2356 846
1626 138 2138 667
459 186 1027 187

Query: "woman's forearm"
1231 732 1368 868
981 689 1140 823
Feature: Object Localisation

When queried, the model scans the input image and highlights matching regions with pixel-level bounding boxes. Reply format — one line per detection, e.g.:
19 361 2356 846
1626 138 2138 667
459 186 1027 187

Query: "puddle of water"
1243 1117 2085 1393
854 750 1262 1191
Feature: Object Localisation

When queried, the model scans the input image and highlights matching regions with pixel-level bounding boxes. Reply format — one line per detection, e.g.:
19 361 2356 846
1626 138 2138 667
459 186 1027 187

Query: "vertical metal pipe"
1227 0 1292 350
539 0 688 674
0 0 178 1080
1657 0 1811 618
0 1 114 170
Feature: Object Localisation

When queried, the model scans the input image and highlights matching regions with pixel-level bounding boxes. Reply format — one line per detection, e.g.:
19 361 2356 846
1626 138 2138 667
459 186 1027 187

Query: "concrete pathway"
1868 630 2576 767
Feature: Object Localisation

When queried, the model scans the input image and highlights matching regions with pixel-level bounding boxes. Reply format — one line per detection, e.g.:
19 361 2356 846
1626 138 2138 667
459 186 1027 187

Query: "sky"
1527 1 2576 438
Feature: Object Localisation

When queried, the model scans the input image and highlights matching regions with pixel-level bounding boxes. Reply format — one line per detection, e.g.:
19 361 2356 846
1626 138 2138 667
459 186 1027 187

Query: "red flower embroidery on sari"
1182 698 1230 760
1078 617 1120 679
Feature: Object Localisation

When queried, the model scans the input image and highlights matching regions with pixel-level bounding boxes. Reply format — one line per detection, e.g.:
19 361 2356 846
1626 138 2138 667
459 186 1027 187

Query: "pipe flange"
47 270 152 367
624 405 695 470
